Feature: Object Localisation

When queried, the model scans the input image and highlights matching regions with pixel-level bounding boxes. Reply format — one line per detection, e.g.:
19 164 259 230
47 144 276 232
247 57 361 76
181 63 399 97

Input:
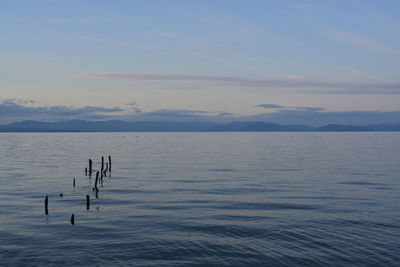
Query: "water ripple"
1 132 400 266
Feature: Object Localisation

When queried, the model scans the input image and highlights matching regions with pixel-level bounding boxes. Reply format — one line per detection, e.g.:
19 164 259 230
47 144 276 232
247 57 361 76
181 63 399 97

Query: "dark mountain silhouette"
1 120 400 132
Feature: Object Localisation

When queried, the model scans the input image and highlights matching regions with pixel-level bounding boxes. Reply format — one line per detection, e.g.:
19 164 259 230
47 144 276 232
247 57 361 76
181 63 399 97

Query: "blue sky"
1 0 400 124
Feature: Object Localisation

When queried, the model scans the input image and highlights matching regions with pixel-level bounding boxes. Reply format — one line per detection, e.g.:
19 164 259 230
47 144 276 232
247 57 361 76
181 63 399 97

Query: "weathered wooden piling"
89 159 93 173
85 167 87 176
59 193 63 198
86 195 90 210
73 178 75 187
108 155 112 172
101 156 104 173
105 163 109 173
70 214 75 225
94 171 99 191
45 195 48 215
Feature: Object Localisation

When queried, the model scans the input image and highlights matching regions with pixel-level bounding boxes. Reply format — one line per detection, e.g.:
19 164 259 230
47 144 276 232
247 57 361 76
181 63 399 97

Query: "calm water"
0 132 399 266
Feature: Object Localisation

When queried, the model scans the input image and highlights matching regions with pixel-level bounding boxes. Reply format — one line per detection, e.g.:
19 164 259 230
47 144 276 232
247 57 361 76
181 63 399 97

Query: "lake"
0 132 399 266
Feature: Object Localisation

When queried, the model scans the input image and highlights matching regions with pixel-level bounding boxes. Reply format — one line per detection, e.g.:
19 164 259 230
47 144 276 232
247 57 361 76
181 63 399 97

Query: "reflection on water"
0 132 400 266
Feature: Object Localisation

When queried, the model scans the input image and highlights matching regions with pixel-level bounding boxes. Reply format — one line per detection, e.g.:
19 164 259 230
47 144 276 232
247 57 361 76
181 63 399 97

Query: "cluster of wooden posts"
44 155 112 225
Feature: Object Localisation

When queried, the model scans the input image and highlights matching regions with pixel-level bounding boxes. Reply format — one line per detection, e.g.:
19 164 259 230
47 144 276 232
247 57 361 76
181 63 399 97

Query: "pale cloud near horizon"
77 72 400 94
0 99 125 124
255 104 285 109
1 98 400 126
255 104 325 112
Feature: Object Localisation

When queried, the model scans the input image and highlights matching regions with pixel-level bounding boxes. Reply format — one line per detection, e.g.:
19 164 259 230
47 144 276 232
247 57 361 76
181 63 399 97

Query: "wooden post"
94 171 99 191
89 159 93 173
70 214 75 225
73 178 75 187
86 195 90 210
101 156 104 173
85 167 87 176
108 155 112 172
45 195 48 215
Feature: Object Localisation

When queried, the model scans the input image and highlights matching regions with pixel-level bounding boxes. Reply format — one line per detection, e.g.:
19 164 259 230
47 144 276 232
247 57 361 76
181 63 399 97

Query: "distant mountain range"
0 120 400 132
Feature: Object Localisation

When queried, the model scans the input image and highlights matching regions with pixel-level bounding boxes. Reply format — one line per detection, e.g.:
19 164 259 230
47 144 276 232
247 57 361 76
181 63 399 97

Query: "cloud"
255 104 325 112
78 72 400 94
125 102 142 113
1 99 399 127
291 106 325 112
0 99 124 124
325 30 398 54
141 109 210 118
138 109 236 120
217 112 235 117
0 99 236 124
255 104 285 109
112 108 229 123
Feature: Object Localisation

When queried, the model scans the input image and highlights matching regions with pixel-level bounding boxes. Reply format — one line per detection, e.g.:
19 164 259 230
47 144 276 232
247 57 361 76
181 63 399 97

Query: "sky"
1 0 400 125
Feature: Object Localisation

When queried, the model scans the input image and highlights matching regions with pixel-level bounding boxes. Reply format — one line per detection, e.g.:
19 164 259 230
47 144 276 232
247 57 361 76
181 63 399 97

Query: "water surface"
0 132 399 266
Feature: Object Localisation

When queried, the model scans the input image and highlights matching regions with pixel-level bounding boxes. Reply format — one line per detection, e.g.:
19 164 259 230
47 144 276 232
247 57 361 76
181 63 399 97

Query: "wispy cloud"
255 104 285 109
141 109 210 118
325 30 398 54
256 104 325 112
291 106 325 112
78 72 400 94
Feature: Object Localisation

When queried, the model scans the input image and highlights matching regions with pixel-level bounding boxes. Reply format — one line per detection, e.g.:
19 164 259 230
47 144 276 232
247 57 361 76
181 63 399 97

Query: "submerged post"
70 214 75 225
101 156 104 173
44 195 48 215
94 171 100 199
86 195 90 210
85 167 87 176
108 155 112 172
94 171 99 191
89 159 93 173
73 178 75 187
